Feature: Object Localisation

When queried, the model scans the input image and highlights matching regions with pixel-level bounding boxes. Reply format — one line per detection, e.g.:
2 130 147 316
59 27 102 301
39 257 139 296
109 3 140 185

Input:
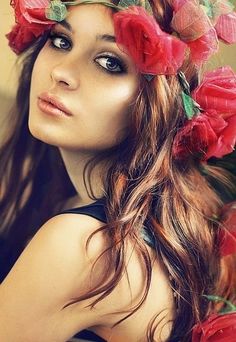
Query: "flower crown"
6 1 236 159
6 0 236 75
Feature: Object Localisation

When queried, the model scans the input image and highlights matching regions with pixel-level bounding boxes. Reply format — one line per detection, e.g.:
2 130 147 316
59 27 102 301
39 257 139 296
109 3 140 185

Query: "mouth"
37 92 72 117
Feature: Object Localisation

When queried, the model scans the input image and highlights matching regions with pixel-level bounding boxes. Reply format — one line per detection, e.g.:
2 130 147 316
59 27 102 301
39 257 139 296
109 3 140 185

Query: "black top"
58 198 157 341
0 198 156 342
60 198 156 249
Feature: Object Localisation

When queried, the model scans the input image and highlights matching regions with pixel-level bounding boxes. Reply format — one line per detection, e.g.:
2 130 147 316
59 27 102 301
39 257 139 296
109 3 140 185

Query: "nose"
50 60 79 90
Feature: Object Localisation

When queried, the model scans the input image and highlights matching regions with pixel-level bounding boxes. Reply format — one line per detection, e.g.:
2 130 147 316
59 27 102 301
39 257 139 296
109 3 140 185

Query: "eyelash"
48 32 127 75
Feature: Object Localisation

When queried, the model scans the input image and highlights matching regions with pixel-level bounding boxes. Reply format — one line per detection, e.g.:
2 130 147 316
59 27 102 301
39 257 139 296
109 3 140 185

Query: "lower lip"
37 98 70 117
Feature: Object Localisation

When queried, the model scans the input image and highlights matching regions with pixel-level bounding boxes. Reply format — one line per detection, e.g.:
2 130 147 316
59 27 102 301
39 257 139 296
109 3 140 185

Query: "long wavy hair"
1 1 235 341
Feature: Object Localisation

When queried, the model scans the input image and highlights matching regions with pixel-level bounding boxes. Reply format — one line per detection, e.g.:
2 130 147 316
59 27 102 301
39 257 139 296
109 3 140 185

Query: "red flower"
187 28 218 65
174 66 236 160
6 0 53 54
172 110 228 160
6 23 35 54
192 67 236 117
113 6 187 75
192 312 236 342
219 202 236 257
205 114 236 160
170 0 219 65
11 0 52 25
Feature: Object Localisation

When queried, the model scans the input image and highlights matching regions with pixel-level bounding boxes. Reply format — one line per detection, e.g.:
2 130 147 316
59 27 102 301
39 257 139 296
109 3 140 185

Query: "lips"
38 92 72 116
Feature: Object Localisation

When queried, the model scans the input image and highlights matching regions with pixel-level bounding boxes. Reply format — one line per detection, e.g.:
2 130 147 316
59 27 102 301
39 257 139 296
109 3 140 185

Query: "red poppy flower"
6 0 53 54
113 6 187 75
192 312 236 342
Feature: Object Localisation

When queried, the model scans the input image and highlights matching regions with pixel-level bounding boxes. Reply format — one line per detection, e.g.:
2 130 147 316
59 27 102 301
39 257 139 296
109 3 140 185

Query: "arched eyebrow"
60 20 72 32
59 20 116 42
96 34 116 42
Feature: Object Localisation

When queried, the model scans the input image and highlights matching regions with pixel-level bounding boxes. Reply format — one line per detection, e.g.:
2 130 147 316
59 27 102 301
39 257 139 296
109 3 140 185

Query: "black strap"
58 199 107 223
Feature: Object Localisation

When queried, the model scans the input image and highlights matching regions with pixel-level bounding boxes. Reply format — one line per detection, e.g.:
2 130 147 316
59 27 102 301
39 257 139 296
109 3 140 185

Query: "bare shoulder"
0 213 108 342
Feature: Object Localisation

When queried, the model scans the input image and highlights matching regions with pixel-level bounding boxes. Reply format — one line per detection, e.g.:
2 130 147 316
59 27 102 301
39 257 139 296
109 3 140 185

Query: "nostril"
59 80 70 87
50 69 78 90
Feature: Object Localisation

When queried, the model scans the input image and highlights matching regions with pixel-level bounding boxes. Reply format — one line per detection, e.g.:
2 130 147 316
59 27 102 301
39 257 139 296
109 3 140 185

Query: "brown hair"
1 1 235 341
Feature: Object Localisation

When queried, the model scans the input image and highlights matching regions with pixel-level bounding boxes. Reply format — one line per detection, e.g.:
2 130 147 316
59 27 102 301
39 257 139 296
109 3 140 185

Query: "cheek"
31 49 51 91
30 58 41 110
86 81 137 144
92 80 138 121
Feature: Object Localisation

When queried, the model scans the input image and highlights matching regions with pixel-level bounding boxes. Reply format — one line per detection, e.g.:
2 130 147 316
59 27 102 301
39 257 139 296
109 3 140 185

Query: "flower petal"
113 6 187 75
215 12 236 44
205 114 236 159
192 66 236 116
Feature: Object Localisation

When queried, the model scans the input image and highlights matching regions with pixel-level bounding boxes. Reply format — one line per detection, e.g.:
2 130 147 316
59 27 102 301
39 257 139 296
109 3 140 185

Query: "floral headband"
5 1 236 160
6 0 236 76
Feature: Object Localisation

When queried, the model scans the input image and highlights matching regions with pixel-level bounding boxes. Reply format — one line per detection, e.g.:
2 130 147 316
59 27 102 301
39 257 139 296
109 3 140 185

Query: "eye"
48 33 72 50
95 55 127 74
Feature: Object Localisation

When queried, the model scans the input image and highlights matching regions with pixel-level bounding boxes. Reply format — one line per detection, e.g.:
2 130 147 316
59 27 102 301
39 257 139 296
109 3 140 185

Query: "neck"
59 148 106 207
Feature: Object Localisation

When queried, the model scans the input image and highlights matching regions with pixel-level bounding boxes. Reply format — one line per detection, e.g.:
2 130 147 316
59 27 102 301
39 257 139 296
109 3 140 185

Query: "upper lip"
38 92 72 116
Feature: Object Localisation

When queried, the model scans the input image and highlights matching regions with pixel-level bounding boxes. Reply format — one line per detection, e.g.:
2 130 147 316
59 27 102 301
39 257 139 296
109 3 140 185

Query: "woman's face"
29 4 139 152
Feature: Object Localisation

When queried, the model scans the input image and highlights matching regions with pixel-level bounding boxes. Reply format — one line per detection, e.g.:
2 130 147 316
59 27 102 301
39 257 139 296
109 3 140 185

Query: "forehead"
66 4 115 35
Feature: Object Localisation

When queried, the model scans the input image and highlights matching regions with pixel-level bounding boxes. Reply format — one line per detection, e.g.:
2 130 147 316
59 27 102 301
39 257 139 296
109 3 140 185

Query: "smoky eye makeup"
94 54 128 74
48 30 129 75
48 31 72 50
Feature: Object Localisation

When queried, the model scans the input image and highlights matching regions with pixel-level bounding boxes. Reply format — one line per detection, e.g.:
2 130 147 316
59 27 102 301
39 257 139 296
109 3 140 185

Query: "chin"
28 120 55 147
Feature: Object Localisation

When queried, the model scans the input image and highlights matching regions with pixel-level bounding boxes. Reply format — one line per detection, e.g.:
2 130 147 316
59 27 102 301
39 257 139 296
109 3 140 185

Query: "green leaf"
181 92 196 119
204 295 236 313
229 0 236 9
201 0 214 18
46 1 68 22
144 74 155 81
118 0 153 14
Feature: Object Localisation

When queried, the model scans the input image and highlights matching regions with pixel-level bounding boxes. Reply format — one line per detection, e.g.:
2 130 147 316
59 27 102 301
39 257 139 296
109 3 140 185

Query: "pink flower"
170 0 219 65
215 12 236 44
113 6 187 75
6 0 53 54
192 312 236 342
187 28 218 65
192 67 236 117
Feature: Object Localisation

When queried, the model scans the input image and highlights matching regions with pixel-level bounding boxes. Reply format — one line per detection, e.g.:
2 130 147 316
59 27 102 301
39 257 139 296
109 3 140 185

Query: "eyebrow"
96 34 116 43
60 20 72 32
59 20 116 42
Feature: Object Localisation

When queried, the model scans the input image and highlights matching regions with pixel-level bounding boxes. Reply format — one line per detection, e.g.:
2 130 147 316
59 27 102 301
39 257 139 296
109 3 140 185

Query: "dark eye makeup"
48 31 128 75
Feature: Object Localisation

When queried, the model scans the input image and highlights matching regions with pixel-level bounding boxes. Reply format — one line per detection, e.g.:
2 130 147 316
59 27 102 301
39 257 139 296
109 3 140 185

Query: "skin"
29 4 140 205
0 4 174 341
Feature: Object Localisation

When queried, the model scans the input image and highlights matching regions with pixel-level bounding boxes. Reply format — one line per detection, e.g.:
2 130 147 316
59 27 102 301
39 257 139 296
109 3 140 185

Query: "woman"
0 0 236 341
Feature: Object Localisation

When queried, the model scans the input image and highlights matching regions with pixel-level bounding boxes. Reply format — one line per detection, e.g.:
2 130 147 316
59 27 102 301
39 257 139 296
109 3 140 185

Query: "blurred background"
1 1 236 118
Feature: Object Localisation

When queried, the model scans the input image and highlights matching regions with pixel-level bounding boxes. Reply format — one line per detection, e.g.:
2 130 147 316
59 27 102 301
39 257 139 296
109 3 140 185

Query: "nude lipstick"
37 93 72 117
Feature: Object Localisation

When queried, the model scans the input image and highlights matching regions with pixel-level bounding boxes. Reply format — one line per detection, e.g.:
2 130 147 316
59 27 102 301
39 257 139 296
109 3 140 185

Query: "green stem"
204 295 236 312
